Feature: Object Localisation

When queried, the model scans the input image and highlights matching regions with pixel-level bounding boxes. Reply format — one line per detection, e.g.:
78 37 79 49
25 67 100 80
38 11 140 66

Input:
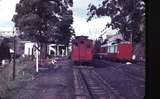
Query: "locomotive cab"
71 36 93 64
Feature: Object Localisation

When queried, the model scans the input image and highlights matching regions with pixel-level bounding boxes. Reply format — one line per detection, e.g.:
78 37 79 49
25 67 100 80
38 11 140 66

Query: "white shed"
24 42 34 55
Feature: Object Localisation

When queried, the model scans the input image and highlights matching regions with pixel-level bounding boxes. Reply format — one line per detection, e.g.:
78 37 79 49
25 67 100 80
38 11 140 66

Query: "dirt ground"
0 57 34 99
5 58 75 99
93 59 145 99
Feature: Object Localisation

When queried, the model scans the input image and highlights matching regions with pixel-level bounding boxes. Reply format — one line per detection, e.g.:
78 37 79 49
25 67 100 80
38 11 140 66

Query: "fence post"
13 34 16 80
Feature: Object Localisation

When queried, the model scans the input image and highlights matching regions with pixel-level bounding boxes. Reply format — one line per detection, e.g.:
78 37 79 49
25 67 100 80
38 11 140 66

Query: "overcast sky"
0 0 118 39
0 0 19 28
72 0 116 39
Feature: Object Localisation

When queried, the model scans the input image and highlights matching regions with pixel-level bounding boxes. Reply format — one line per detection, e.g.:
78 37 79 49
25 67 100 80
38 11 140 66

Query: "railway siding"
73 67 91 99
73 59 145 99
73 67 128 99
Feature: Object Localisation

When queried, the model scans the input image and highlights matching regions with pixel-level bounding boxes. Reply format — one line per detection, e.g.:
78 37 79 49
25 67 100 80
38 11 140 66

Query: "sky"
0 0 19 30
72 0 118 40
0 0 118 39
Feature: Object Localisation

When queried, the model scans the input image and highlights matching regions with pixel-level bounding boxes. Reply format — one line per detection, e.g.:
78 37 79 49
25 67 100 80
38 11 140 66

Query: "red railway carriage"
71 36 93 63
97 41 133 61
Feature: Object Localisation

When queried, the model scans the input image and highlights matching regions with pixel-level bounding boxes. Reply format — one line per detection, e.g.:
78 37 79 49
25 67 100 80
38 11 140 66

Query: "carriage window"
74 42 78 47
108 46 114 53
80 41 84 44
110 46 115 53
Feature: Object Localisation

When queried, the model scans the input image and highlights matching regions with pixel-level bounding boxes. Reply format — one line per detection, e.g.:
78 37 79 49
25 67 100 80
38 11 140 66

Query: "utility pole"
13 27 16 80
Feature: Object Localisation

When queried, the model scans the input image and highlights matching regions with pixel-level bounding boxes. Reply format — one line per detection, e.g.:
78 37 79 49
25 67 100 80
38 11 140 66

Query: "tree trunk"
39 43 47 64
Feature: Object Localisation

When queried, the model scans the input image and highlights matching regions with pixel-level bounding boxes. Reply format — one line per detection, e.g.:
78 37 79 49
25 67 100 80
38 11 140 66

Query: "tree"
0 38 11 62
87 0 145 43
94 39 102 53
12 0 74 58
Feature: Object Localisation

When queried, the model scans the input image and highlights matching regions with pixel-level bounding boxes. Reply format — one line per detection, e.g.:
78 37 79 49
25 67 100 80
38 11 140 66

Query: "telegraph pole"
13 27 16 80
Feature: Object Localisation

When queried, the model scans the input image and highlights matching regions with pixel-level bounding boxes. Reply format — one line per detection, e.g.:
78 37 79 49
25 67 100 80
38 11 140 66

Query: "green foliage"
94 39 101 53
87 0 145 43
12 0 74 45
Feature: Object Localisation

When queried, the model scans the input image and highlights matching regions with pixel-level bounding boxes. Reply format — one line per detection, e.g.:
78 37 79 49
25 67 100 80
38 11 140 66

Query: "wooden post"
13 31 16 80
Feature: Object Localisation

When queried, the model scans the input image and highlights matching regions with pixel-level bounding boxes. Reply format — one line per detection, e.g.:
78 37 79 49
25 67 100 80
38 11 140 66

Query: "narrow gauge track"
103 62 145 82
74 66 126 99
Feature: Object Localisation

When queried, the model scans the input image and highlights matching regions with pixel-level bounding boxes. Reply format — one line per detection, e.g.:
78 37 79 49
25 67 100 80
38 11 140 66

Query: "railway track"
73 66 125 99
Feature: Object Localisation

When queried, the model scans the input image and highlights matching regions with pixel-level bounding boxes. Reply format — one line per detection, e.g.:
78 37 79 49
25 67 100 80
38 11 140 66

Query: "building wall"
0 31 18 38
23 43 69 56
24 43 34 55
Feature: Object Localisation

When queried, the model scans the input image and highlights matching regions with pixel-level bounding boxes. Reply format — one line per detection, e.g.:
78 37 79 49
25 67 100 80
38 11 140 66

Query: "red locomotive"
71 36 94 64
96 41 133 62
71 35 133 64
